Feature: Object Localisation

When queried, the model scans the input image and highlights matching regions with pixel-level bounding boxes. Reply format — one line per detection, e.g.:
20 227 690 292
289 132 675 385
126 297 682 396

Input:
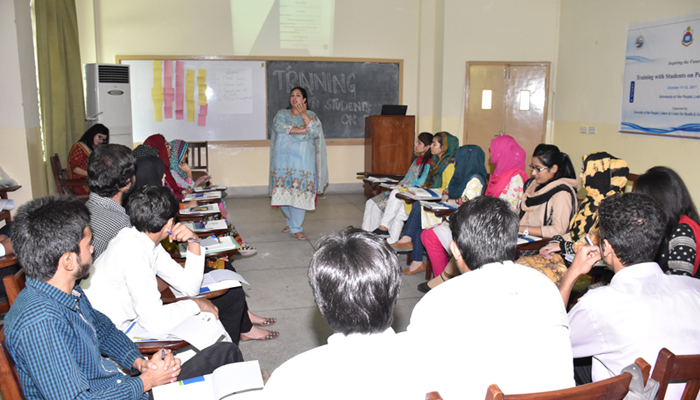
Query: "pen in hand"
161 348 165 361
167 231 200 243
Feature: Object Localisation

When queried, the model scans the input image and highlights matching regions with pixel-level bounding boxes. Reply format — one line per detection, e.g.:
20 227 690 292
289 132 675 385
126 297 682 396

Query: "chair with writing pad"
650 348 700 400
484 358 651 400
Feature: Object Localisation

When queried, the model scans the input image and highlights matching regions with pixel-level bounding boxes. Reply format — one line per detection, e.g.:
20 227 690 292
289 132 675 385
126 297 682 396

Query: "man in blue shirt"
4 195 242 399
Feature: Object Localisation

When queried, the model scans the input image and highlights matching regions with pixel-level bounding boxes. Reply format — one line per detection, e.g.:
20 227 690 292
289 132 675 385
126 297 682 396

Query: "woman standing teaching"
269 87 328 240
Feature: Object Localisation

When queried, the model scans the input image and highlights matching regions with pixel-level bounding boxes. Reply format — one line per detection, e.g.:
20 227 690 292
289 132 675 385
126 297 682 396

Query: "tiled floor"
228 192 426 374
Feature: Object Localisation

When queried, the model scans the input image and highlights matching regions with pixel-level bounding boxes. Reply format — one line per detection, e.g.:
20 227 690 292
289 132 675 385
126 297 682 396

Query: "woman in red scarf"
143 134 185 201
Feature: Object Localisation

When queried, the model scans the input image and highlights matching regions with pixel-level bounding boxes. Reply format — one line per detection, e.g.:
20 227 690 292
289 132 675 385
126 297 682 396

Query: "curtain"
35 0 85 194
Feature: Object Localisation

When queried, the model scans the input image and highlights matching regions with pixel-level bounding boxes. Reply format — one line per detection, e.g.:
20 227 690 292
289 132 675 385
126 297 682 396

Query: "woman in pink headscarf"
417 134 528 292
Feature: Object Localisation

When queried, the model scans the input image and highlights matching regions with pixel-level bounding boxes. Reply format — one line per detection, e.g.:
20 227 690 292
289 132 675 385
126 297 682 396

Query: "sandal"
240 330 280 341
282 226 290 233
238 242 257 256
292 232 307 241
256 318 277 327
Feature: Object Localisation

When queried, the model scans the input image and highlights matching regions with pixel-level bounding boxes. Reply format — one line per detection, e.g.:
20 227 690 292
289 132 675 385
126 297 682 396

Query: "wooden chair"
485 358 650 400
651 348 700 400
2 269 25 307
626 173 640 192
0 328 24 400
187 141 209 181
49 154 89 202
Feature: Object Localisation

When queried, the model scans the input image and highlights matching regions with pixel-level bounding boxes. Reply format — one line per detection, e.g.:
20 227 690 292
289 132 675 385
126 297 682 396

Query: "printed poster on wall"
620 13 700 139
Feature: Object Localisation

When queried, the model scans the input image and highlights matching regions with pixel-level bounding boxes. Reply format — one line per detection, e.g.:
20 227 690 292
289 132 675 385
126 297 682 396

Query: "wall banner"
620 13 700 139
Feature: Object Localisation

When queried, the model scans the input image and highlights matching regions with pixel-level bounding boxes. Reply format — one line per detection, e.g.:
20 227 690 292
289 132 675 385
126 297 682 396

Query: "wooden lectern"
364 115 415 175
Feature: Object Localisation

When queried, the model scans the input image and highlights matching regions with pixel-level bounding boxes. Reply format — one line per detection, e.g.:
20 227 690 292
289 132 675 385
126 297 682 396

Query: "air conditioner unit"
85 63 133 148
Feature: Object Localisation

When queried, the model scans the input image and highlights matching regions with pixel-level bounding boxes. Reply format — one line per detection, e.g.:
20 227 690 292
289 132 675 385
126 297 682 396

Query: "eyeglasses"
529 164 549 172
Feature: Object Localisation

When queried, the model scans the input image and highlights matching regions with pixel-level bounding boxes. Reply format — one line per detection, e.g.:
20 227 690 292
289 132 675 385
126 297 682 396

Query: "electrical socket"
588 127 596 134
580 126 587 134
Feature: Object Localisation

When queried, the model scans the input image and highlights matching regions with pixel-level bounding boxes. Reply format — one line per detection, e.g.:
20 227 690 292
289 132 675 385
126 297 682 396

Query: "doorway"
463 62 550 173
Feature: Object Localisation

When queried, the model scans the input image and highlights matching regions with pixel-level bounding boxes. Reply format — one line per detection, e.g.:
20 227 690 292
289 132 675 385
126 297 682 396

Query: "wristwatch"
522 226 529 236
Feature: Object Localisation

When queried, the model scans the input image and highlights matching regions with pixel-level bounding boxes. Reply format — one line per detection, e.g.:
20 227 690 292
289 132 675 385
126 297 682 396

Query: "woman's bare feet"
240 326 279 341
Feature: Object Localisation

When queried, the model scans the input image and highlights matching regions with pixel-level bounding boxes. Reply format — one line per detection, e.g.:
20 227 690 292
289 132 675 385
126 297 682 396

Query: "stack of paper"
183 191 222 202
181 220 228 232
404 188 441 200
365 177 398 183
197 269 249 294
179 204 219 215
194 184 226 192
125 312 228 350
178 235 240 257
421 201 457 211
152 360 264 400
517 235 543 245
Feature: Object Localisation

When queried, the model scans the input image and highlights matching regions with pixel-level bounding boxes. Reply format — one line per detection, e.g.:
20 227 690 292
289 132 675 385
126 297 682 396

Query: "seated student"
517 152 628 285
168 139 210 189
67 123 109 194
418 134 527 292
518 144 578 239
85 143 135 260
131 156 276 335
82 186 278 342
407 197 574 399
4 196 243 399
262 227 418 399
374 131 459 243
560 193 700 398
391 145 487 276
633 166 700 278
362 132 433 236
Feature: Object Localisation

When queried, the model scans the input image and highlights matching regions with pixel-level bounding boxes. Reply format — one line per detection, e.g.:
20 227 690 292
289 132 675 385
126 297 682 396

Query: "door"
464 62 550 173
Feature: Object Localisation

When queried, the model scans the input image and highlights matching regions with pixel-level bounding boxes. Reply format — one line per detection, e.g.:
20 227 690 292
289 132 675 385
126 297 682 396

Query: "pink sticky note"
198 114 206 126
175 61 184 118
199 104 208 116
164 105 173 119
164 61 172 85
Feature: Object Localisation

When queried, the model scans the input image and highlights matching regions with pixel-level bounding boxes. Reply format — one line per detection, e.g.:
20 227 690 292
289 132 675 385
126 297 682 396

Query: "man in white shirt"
263 227 420 399
559 193 700 399
408 197 575 399
82 185 219 336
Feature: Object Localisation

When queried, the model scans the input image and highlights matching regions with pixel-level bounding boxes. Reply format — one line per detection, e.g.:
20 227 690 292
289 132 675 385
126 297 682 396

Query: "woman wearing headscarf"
168 139 209 190
143 134 184 201
418 135 528 292
518 144 578 239
376 131 459 243
518 151 628 285
392 144 487 275
362 132 433 235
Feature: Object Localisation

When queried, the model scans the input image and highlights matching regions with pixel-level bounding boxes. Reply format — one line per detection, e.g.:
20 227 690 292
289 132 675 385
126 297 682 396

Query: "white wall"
0 0 44 210
553 0 700 201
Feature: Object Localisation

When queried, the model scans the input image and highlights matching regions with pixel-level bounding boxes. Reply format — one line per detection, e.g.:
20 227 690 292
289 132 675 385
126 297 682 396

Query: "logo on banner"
683 26 693 47
635 36 645 49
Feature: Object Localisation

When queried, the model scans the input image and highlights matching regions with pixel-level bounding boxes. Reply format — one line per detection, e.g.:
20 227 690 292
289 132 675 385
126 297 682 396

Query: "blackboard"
266 60 401 139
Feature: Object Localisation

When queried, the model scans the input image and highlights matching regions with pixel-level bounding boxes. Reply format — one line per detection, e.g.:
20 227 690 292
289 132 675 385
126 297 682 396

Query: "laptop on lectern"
380 105 408 116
